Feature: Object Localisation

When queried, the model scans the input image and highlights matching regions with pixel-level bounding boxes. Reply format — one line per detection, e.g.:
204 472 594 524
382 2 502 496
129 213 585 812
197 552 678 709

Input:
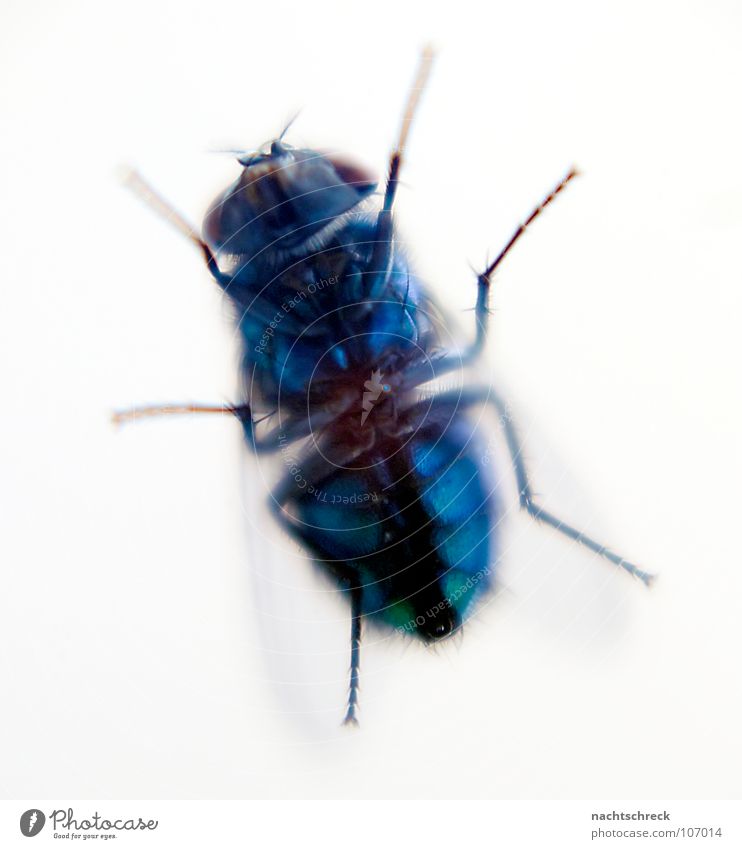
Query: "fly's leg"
406 168 579 386
111 401 318 455
343 587 363 726
366 47 435 299
406 387 654 586
484 388 653 585
112 402 245 426
121 168 232 287
465 167 580 365
268 458 366 727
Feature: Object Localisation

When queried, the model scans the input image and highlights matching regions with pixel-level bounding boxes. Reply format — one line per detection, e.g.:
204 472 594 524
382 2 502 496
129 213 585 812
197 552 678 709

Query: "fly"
114 48 652 725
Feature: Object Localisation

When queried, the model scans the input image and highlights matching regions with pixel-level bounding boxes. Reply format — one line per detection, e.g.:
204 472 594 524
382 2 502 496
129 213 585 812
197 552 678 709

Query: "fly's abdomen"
284 413 498 640
408 419 497 623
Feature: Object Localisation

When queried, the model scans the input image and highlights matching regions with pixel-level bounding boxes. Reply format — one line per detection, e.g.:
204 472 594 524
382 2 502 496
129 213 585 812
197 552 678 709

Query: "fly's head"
203 140 377 259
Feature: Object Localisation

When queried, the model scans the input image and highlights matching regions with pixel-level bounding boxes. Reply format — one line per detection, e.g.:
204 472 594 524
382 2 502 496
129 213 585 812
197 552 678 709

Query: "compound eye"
325 154 377 194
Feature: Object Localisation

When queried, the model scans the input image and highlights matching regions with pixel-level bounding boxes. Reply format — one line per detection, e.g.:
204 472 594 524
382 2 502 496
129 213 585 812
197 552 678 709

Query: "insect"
115 49 652 725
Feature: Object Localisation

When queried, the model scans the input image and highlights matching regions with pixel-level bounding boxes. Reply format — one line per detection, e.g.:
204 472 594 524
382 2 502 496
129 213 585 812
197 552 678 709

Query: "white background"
1 0 741 801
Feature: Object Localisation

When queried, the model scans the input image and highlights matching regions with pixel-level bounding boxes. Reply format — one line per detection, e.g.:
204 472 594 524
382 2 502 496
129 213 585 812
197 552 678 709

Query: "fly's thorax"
303 361 416 440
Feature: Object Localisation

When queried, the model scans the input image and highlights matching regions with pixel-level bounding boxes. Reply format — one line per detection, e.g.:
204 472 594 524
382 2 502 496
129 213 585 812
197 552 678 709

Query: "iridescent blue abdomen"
282 397 498 638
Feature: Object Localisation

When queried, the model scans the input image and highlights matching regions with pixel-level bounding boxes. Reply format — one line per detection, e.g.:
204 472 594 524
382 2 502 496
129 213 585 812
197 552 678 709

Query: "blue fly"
115 49 652 725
